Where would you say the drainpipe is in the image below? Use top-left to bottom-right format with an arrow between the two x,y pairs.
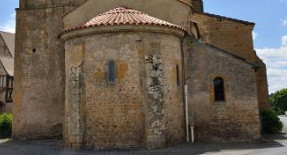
191,125 -> 195,143
184,84 -> 190,142
180,34 -> 190,143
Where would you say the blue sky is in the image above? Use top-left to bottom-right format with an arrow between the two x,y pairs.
0,0 -> 286,93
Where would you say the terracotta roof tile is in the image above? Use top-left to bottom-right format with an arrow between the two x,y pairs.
64,7 -> 185,33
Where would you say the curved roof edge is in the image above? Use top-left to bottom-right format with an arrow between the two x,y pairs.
63,7 -> 185,33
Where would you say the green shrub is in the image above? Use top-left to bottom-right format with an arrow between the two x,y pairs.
260,109 -> 283,134
0,113 -> 12,139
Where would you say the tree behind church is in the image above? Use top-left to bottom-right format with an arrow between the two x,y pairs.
270,88 -> 287,115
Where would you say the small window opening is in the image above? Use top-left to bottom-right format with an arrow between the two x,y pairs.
190,21 -> 201,39
176,65 -> 180,86
108,60 -> 116,84
214,77 -> 225,102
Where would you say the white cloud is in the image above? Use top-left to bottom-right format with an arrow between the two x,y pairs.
282,35 -> 287,46
282,18 -> 287,27
0,13 -> 16,33
252,31 -> 257,40
256,35 -> 287,93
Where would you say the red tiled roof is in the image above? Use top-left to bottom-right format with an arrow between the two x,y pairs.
64,6 -> 185,33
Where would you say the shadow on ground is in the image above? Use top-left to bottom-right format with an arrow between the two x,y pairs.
0,134 -> 286,155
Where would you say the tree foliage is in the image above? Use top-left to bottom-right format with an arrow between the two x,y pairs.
0,113 -> 12,139
270,88 -> 287,115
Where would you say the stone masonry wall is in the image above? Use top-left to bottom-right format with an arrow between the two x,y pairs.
190,13 -> 270,110
63,0 -> 192,30
64,30 -> 185,148
255,57 -> 270,110
184,41 -> 261,141
190,13 -> 256,61
83,32 -> 146,148
20,0 -> 85,8
142,35 -> 185,148
13,1 -> 84,139
190,0 -> 204,12
64,39 -> 85,147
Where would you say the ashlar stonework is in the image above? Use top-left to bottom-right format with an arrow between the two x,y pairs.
13,0 -> 268,149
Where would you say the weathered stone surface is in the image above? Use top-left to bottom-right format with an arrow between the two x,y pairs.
63,0 -> 192,30
12,1 -> 85,139
14,0 -> 268,149
255,57 -> 270,110
63,25 -> 185,148
184,41 -> 261,141
191,0 -> 204,12
190,12 -> 269,109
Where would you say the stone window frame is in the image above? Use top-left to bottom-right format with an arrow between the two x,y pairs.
107,59 -> 117,85
190,20 -> 201,39
214,77 -> 225,102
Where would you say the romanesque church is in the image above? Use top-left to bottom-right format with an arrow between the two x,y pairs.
12,0 -> 269,149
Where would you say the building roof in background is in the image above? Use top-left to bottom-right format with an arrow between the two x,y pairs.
0,57 -> 14,76
0,31 -> 15,76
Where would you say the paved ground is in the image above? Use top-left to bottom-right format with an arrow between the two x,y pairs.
1,116 -> 287,155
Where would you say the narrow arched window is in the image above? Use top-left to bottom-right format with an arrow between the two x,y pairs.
176,65 -> 180,86
108,60 -> 116,83
214,77 -> 225,101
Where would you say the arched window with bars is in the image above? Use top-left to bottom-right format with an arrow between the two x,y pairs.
214,77 -> 225,102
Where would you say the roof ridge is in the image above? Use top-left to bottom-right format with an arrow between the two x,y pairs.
195,12 -> 255,25
202,42 -> 259,69
0,31 -> 15,35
